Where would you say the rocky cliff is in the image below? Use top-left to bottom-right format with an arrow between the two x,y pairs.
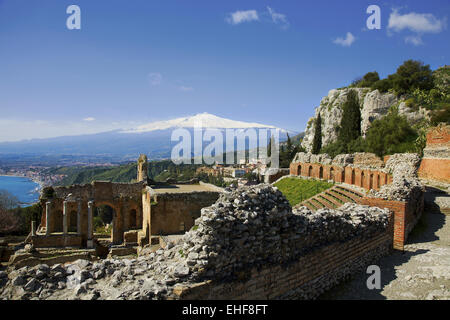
301,88 -> 429,152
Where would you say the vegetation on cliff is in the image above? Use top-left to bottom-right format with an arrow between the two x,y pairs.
316,60 -> 449,158
312,113 -> 323,155
352,60 -> 449,125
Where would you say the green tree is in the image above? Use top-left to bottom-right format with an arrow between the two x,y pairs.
357,71 -> 380,87
392,60 -> 434,95
365,110 -> 418,157
312,113 -> 322,154
338,90 -> 361,145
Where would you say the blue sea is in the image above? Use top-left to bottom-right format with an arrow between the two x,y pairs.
0,175 -> 41,206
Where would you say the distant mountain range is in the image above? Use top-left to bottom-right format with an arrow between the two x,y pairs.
0,113 -> 297,161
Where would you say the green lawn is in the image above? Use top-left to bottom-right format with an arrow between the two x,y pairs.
274,177 -> 334,206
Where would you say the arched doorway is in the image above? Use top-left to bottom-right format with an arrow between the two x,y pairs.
308,166 -> 313,177
361,172 -> 365,188
330,167 -> 335,181
94,204 -> 115,241
319,166 -> 324,179
351,170 -> 355,185
297,164 -> 302,176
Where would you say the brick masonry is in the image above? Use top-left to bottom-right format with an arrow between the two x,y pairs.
289,162 -> 391,190
289,160 -> 423,251
418,124 -> 450,183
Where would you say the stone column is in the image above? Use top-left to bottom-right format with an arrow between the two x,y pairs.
63,201 -> 68,235
31,221 -> 36,236
87,201 -> 94,248
77,200 -> 82,235
45,201 -> 52,235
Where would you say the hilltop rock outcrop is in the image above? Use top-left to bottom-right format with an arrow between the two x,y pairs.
301,88 -> 429,152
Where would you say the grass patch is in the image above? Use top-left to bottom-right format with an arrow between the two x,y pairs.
274,177 -> 334,206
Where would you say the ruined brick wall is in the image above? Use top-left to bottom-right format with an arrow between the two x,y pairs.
360,196 -> 423,250
173,221 -> 393,300
150,192 -> 220,235
418,124 -> 450,183
37,181 -> 146,247
289,162 -> 391,191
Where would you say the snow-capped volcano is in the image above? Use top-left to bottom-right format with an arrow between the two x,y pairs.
0,113 -> 295,160
122,112 -> 284,133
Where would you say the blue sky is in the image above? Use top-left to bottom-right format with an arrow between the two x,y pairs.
0,0 -> 448,141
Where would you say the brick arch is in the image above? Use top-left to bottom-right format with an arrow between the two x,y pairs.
308,165 -> 313,177
351,169 -> 355,185
94,201 -> 121,243
297,164 -> 302,176
329,167 -> 335,181
319,166 -> 324,179
361,171 -> 365,188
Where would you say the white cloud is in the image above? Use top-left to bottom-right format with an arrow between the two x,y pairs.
388,9 -> 447,45
388,9 -> 446,33
267,6 -> 289,29
179,86 -> 193,92
333,32 -> 356,47
148,72 -> 162,85
405,35 -> 424,46
226,10 -> 259,25
83,117 -> 95,121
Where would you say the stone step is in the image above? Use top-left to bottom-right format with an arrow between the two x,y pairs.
320,193 -> 342,207
332,187 -> 363,203
334,185 -> 364,198
313,196 -> 335,209
301,201 -> 317,211
309,198 -> 325,210
328,189 -> 357,204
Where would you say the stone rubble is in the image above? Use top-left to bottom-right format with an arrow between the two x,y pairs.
0,184 -> 391,300
373,153 -> 424,201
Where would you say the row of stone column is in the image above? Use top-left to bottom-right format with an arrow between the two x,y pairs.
45,200 -> 95,248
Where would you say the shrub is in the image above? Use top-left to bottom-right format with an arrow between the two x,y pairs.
392,60 -> 434,95
365,110 -> 418,157
371,78 -> 392,93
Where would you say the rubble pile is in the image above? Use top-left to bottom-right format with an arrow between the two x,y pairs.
374,153 -> 424,201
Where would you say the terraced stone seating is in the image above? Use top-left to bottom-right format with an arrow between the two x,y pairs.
296,185 -> 365,211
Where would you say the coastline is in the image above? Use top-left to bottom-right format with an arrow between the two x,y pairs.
0,175 -> 43,204
0,174 -> 43,188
